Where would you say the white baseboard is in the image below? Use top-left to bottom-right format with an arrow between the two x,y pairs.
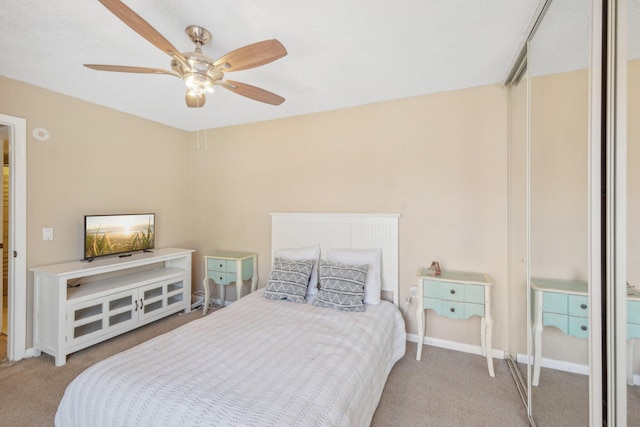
406,333 -> 505,359
516,352 -> 589,376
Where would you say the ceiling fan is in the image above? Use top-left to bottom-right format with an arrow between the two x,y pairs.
85,0 -> 287,108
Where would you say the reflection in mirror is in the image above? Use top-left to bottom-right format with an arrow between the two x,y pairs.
528,0 -> 590,424
507,71 -> 529,397
628,0 -> 640,423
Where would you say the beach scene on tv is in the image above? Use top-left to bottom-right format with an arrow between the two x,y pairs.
85,214 -> 155,259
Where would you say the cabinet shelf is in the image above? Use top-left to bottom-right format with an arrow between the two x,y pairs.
67,267 -> 185,302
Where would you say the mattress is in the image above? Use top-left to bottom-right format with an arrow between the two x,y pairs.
55,288 -> 406,427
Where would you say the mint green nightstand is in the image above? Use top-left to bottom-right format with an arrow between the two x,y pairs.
416,267 -> 494,377
202,251 -> 258,314
531,278 -> 588,386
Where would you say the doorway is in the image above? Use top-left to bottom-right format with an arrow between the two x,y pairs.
0,113 -> 26,364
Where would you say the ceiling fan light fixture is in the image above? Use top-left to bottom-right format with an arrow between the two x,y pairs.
183,72 -> 214,95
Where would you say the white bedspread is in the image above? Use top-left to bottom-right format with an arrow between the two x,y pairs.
55,289 -> 406,427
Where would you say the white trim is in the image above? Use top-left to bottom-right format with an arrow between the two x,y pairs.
588,1 -> 604,424
0,113 -> 27,363
516,352 -> 590,376
612,0 -> 628,423
406,333 -> 505,360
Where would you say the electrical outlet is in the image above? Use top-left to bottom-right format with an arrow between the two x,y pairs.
410,286 -> 418,298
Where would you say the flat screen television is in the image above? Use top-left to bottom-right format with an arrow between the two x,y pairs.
84,213 -> 155,260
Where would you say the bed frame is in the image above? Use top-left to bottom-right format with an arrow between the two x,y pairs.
270,212 -> 401,305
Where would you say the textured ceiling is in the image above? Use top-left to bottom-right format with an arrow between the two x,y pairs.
1,0 -> 541,131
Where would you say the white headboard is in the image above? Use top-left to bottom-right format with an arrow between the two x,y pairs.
270,212 -> 401,305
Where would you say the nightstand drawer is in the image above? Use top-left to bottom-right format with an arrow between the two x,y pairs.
208,271 -> 233,285
628,323 -> 640,339
207,258 -> 235,272
628,300 -> 640,325
423,279 -> 442,298
543,292 -> 568,314
464,285 -> 485,304
439,282 -> 465,302
568,295 -> 588,317
424,298 -> 484,320
464,302 -> 485,318
424,297 -> 442,312
568,316 -> 589,338
543,312 -> 569,334
440,301 -> 465,320
423,280 -> 483,303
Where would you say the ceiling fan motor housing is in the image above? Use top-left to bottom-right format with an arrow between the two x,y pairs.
185,25 -> 212,48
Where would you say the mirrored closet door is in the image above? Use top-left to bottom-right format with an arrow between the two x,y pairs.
508,0 -> 640,423
527,0 -> 591,424
625,0 -> 640,423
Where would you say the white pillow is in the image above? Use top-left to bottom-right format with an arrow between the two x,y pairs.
275,245 -> 321,296
326,248 -> 382,305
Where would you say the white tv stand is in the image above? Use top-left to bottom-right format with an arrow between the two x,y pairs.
31,247 -> 194,366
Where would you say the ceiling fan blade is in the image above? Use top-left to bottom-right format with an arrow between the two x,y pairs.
84,64 -> 175,75
218,80 -> 285,106
98,0 -> 185,62
214,39 -> 287,72
185,91 -> 206,108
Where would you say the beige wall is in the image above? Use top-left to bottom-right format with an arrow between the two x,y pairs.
188,84 -> 510,350
0,76 -> 191,345
1,75 -> 511,353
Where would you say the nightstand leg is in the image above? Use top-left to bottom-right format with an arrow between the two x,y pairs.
220,285 -> 226,307
202,277 -> 210,315
480,317 -> 487,357
236,260 -> 243,300
251,256 -> 258,292
628,339 -> 635,385
416,305 -> 425,360
532,290 -> 543,386
485,314 -> 494,377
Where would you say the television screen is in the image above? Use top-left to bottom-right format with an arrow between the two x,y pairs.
84,213 -> 155,260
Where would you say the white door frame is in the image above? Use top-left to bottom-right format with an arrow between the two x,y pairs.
0,113 -> 27,362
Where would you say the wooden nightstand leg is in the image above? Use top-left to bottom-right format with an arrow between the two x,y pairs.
220,284 -> 226,307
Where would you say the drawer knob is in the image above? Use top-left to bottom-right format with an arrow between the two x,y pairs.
450,289 -> 456,295
580,304 -> 587,309
581,325 -> 587,331
450,307 -> 455,312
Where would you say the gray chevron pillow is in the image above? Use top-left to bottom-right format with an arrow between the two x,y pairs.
312,260 -> 367,312
264,257 -> 315,303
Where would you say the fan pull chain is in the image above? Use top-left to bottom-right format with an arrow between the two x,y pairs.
199,107 -> 208,151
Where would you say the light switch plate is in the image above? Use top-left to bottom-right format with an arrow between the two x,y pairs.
42,228 -> 54,241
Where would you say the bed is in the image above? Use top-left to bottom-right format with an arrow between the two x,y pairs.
56,213 -> 405,427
